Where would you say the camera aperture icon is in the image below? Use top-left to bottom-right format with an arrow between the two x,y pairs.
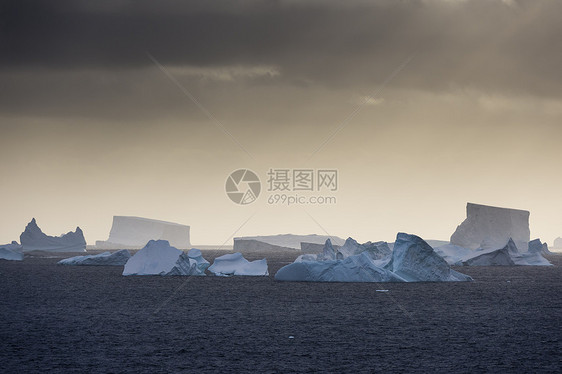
225,169 -> 261,205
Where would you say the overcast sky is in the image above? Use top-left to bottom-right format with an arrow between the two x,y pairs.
1,0 -> 561,246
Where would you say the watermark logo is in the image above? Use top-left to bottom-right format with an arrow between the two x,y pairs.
225,169 -> 261,205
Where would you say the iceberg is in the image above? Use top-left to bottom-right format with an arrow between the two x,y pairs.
0,241 -> 24,261
276,234 -> 472,283
58,250 -> 131,266
386,233 -> 472,282
208,252 -> 268,276
96,216 -> 191,249
122,240 -> 208,276
276,252 -> 402,282
300,241 -> 341,254
450,203 -> 530,251
462,246 -> 515,266
528,238 -> 551,255
20,218 -> 86,252
437,238 -> 551,266
233,234 -> 345,253
553,237 -> 562,249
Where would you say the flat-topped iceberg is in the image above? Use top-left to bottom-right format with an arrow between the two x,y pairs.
20,218 -> 86,253
233,234 -> 346,253
450,203 -> 530,251
0,242 -> 24,261
58,250 -> 131,266
208,252 -> 268,276
275,233 -> 472,283
96,216 -> 191,249
123,240 -> 209,276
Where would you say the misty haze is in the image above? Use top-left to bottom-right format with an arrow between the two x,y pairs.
1,1 -> 561,373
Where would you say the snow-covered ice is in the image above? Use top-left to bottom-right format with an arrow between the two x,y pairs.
58,250 -> 131,266
20,218 -> 86,252
0,241 -> 24,261
123,240 -> 208,276
208,252 -> 268,276
450,203 -> 530,251
96,216 -> 191,249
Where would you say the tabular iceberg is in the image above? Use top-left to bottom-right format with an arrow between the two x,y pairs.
233,234 -> 345,253
58,250 -> 132,266
96,216 -> 191,249
20,218 -> 86,253
0,242 -> 24,261
450,203 -> 530,251
275,234 -> 472,283
208,252 -> 268,276
123,240 -> 208,276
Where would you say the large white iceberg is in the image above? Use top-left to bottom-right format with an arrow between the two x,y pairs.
450,203 -> 530,251
0,242 -> 24,261
275,234 -> 472,283
122,240 -> 208,276
208,252 -> 268,276
553,237 -> 562,249
96,216 -> 191,249
58,250 -> 132,266
20,218 -> 86,252
233,234 -> 345,253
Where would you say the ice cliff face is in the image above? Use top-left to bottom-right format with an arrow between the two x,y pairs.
96,216 -> 191,249
450,203 -> 530,251
123,240 -> 208,276
20,218 -> 86,253
208,252 -> 268,276
58,250 -> 131,266
275,233 -> 472,283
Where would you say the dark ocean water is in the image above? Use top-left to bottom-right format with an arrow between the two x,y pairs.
1,251 -> 561,374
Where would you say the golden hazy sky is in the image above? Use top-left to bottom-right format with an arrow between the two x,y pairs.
1,0 -> 561,245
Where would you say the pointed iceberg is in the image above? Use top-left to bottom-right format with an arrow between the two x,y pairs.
385,233 -> 472,282
20,218 -> 86,252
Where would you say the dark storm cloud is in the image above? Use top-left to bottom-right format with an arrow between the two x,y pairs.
1,0 -> 562,95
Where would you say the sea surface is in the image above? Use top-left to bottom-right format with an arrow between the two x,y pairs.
1,251 -> 561,373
